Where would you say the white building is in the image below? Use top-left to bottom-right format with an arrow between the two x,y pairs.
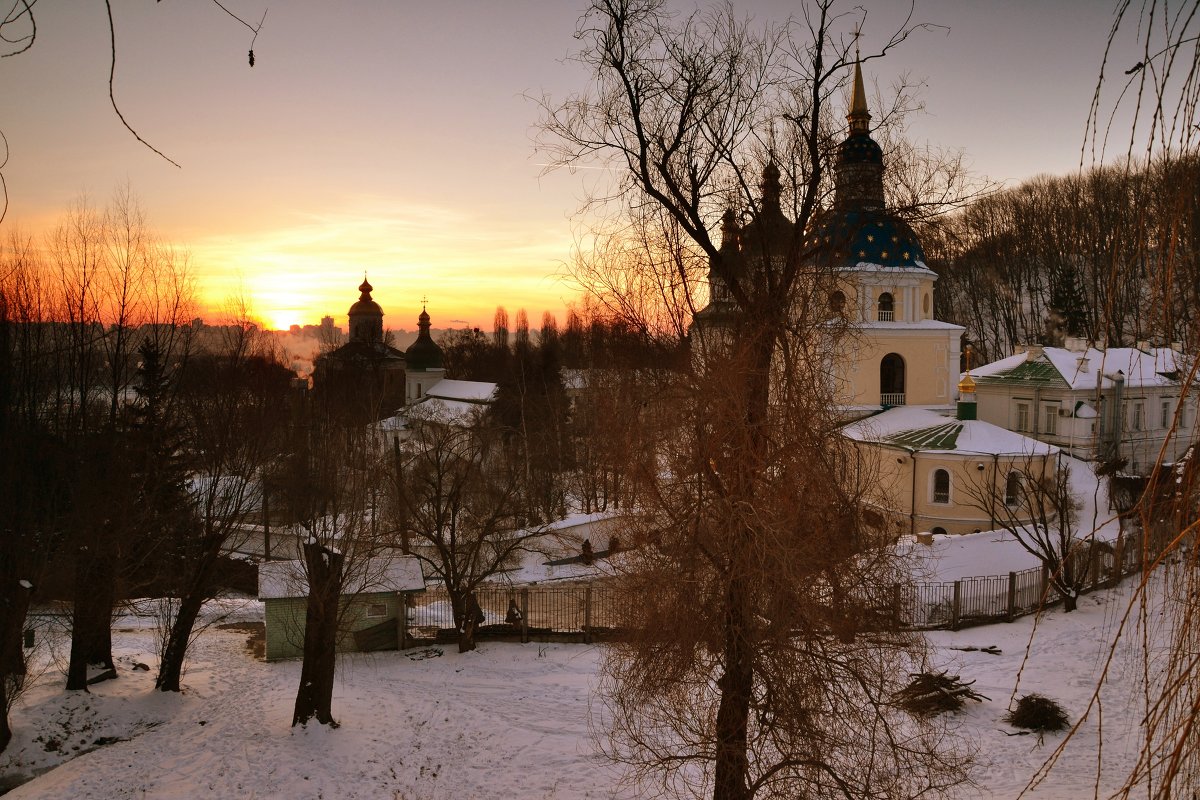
969,339 -> 1194,473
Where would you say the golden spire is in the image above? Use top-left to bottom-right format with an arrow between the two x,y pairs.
847,26 -> 871,135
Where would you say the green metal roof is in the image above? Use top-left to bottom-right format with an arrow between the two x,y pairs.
976,359 -> 1069,387
885,422 -> 962,450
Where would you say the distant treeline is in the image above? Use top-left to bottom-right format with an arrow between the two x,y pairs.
922,156 -> 1199,362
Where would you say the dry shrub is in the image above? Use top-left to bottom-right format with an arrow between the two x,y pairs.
1005,693 -> 1069,732
894,671 -> 988,716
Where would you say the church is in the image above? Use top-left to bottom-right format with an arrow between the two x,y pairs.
313,277 -> 446,422
692,60 -> 1059,537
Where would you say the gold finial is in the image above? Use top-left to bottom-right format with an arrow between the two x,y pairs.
957,345 -> 977,394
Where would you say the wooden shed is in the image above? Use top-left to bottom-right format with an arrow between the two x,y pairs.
258,556 -> 425,661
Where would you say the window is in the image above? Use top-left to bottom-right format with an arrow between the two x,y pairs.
1133,402 -> 1145,431
829,290 -> 846,314
1162,400 -> 1171,429
365,602 -> 388,618
417,382 -> 423,398
1005,471 -> 1022,507
1041,403 -> 1058,435
880,353 -> 906,405
877,292 -> 895,321
1015,402 -> 1031,432
932,469 -> 950,504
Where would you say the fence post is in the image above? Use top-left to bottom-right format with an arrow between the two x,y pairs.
584,586 -> 594,644
951,581 -> 961,631
1111,533 -> 1125,587
1041,563 -> 1051,601
399,595 -> 409,650
1006,572 -> 1017,622
1088,543 -> 1101,592
520,587 -> 530,644
890,583 -> 901,628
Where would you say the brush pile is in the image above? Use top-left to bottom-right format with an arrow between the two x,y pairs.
894,671 -> 989,716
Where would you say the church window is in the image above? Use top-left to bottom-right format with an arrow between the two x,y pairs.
1005,471 -> 1022,507
932,469 -> 951,504
880,353 -> 905,405
877,292 -> 894,321
829,290 -> 846,314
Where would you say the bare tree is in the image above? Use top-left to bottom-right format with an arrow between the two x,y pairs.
154,313 -> 292,692
393,405 -> 543,653
963,457 -> 1093,612
540,2 -> 975,797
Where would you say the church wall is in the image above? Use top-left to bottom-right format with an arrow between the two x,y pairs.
837,329 -> 959,407
852,440 -> 1059,536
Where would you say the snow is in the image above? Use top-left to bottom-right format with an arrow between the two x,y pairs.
843,406 -> 1057,456
971,345 -> 1189,392
424,379 -> 498,403
2,579 -> 1170,799
258,556 -> 425,599
18,580 -> 32,590
0,465 -> 1166,799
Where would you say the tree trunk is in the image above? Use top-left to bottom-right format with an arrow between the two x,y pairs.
156,591 -> 205,692
292,541 -> 343,727
458,592 -> 483,654
0,581 -> 34,754
713,574 -> 752,800
66,551 -> 116,691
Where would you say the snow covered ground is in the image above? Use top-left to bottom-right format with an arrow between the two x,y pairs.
0,578 -> 1165,800
0,461 -> 1162,799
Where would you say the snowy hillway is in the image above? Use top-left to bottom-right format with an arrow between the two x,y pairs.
0,578 -> 1162,799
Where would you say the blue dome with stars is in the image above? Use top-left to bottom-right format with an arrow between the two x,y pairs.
808,208 -> 927,271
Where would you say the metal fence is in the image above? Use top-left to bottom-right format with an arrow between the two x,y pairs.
401,528 -> 1172,644
405,585 -> 632,643
898,528 -> 1161,630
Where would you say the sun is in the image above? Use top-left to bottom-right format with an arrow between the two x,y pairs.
264,309 -> 306,332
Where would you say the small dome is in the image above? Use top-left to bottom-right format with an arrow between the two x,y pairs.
349,298 -> 383,317
406,336 -> 443,371
406,305 -> 443,371
957,373 -> 977,394
837,133 -> 883,166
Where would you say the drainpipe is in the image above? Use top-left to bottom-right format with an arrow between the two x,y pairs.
990,453 -> 1000,530
909,451 -> 918,536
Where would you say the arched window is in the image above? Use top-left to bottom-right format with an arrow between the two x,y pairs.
932,469 -> 950,504
923,292 -> 931,317
880,353 -> 906,405
931,526 -> 947,536
1005,471 -> 1022,507
829,290 -> 846,314
878,292 -> 895,321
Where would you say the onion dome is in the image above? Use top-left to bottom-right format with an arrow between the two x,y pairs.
405,305 -> 444,371
808,209 -> 927,271
348,277 -> 383,318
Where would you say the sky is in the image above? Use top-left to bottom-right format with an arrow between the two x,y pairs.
0,1 -> 1146,332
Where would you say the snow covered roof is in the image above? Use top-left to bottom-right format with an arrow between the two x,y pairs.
843,406 -> 1057,456
859,319 -> 965,332
258,555 -> 424,600
972,346 -> 1189,392
425,379 -> 497,403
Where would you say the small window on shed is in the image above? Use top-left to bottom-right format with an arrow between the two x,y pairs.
365,602 -> 388,618
1005,471 -> 1022,507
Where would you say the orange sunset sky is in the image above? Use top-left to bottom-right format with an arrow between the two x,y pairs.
0,2 -> 1145,332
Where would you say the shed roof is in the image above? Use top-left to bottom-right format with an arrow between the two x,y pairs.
972,346 -> 1188,392
258,555 -> 424,600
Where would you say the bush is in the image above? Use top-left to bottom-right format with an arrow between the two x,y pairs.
1004,693 -> 1069,732
894,671 -> 988,716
